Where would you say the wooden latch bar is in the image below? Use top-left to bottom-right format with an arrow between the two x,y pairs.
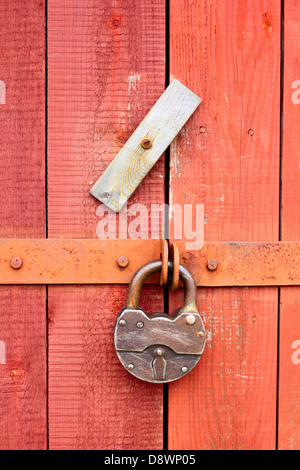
90,80 -> 201,212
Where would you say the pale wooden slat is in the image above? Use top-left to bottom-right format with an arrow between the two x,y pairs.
90,79 -> 201,212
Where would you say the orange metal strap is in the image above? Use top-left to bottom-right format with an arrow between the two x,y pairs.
171,242 -> 180,291
0,239 -> 161,285
176,241 -> 300,286
1,239 -> 300,286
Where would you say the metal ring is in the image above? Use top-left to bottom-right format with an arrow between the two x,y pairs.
126,260 -> 197,312
171,242 -> 180,291
160,239 -> 169,286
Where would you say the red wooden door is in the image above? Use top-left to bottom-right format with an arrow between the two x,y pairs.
0,0 -> 299,450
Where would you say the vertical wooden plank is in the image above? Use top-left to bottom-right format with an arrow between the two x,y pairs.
279,0 -> 300,450
169,0 -> 281,449
0,1 -> 46,449
48,0 -> 165,449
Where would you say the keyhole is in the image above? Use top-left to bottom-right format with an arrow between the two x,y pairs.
152,348 -> 167,381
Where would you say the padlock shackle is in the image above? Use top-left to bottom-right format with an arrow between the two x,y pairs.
126,260 -> 198,312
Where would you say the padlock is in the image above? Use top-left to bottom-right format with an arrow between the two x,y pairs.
114,260 -> 206,383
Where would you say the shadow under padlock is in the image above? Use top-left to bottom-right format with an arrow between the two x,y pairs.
114,260 -> 206,383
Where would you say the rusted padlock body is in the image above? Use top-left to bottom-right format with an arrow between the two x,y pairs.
114,260 -> 206,384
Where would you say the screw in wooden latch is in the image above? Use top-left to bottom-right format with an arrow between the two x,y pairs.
141,138 -> 152,150
10,257 -> 23,269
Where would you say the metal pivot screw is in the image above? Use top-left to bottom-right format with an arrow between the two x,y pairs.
186,314 -> 196,325
136,321 -> 144,329
207,259 -> 218,271
128,364 -> 134,371
181,366 -> 188,373
10,257 -> 23,269
117,256 -> 129,268
141,138 -> 152,149
119,319 -> 127,326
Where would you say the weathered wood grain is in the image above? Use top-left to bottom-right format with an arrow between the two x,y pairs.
90,79 -> 201,212
48,0 -> 165,450
0,1 -> 46,450
279,0 -> 300,450
169,0 -> 280,449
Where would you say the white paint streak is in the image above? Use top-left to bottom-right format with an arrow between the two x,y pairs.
171,138 -> 179,173
0,80 -> 6,104
0,341 -> 6,364
235,374 -> 264,380
127,71 -> 141,93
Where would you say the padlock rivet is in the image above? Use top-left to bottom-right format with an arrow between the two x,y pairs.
186,314 -> 196,326
141,138 -> 152,150
136,321 -> 144,329
181,366 -> 188,373
128,364 -> 134,371
10,257 -> 23,269
155,348 -> 164,357
119,319 -> 127,326
197,331 -> 205,338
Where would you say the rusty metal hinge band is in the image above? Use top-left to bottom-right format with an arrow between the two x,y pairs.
1,239 -> 300,286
